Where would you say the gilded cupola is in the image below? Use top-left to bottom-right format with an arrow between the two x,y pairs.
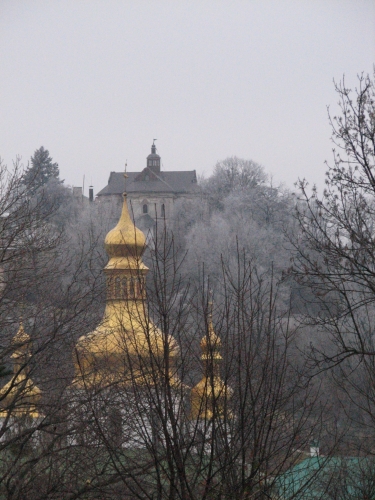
0,322 -> 41,418
191,300 -> 231,420
104,196 -> 147,271
74,170 -> 178,388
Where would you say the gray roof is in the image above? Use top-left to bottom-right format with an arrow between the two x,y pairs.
97,169 -> 199,196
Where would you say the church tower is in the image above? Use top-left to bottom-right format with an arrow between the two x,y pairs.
146,140 -> 161,174
74,171 -> 178,387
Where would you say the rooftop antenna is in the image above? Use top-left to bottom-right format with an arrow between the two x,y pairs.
124,160 -> 128,196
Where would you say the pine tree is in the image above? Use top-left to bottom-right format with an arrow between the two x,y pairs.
23,146 -> 60,191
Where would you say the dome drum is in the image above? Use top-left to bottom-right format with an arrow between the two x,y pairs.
105,272 -> 147,301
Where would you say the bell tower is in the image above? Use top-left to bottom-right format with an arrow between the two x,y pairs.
146,140 -> 161,174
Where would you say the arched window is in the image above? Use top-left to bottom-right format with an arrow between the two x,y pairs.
121,277 -> 128,298
129,279 -> 135,298
143,204 -> 148,214
115,277 -> 121,298
161,203 -> 165,218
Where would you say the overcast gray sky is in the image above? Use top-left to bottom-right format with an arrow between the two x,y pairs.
1,1 -> 374,195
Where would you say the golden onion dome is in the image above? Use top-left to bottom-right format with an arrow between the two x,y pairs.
190,375 -> 230,420
191,376 -> 227,399
76,319 -> 179,359
74,317 -> 179,388
104,195 -> 146,270
76,305 -> 179,357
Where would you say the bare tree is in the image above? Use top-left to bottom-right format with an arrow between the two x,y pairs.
287,72 -> 375,466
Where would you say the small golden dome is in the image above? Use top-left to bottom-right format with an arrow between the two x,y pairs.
191,376 -> 227,398
190,376 -> 231,420
0,374 -> 41,417
190,302 -> 231,420
200,332 -> 221,351
12,323 -> 30,346
11,323 -> 31,359
0,323 -> 41,418
104,195 -> 146,270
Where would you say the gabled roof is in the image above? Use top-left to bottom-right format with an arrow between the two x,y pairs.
97,169 -> 199,196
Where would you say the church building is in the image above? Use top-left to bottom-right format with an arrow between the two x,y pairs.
96,142 -> 199,230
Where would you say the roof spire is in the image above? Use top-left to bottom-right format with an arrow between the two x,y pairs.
124,160 -> 128,196
151,139 -> 157,155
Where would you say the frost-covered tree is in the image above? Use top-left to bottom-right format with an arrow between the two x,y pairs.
203,156 -> 268,211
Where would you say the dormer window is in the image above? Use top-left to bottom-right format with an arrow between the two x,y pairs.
145,174 -> 149,181
143,204 -> 148,214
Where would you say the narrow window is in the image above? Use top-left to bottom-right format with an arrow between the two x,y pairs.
121,278 -> 128,298
129,279 -> 135,298
138,278 -> 144,298
161,203 -> 165,218
115,277 -> 121,298
143,204 -> 148,214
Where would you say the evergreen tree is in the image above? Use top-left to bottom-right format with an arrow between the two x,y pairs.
23,146 -> 60,190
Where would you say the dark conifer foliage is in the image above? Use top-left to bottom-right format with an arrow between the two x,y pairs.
23,146 -> 60,191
